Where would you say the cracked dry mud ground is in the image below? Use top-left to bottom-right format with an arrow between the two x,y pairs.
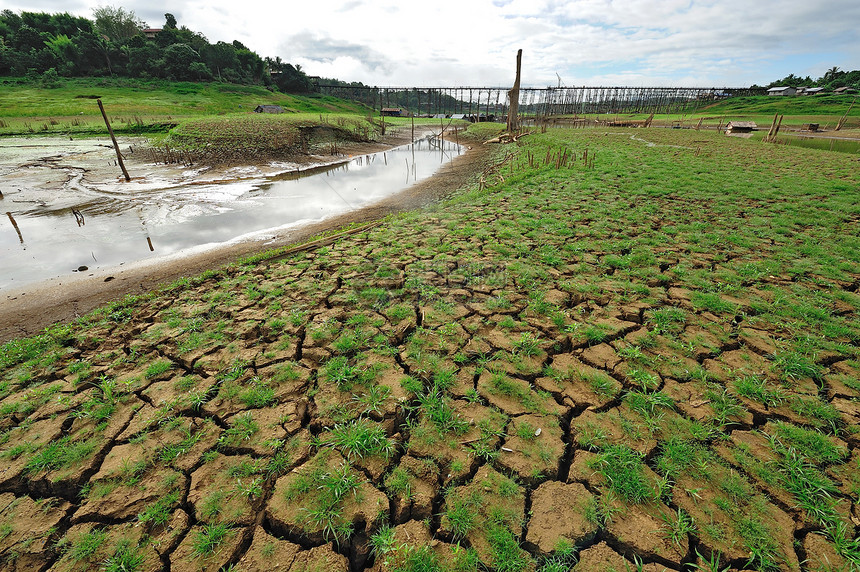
0,127 -> 858,571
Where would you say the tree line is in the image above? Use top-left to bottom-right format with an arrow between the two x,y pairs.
0,7 -> 312,92
759,67 -> 859,90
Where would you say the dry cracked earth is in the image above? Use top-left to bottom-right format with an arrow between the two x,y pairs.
0,128 -> 858,572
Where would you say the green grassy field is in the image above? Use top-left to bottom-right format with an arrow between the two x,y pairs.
4,78 -> 857,135
0,119 -> 858,571
682,94 -> 859,131
0,77 -> 470,164
700,93 -> 859,120
548,94 -> 860,133
0,77 -> 370,136
153,113 -> 465,163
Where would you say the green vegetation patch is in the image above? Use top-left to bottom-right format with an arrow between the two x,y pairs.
0,117 -> 859,570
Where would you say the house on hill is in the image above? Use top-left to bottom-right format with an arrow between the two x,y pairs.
767,86 -> 796,96
834,86 -> 857,94
254,105 -> 284,114
804,87 -> 825,95
381,108 -> 403,117
141,28 -> 162,39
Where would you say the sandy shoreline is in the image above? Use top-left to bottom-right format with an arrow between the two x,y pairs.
0,129 -> 489,343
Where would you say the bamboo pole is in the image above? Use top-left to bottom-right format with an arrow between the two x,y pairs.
469,89 -> 473,120
97,99 -> 130,181
765,114 -> 784,142
773,114 -> 783,140
836,97 -> 855,131
6,212 -> 23,244
765,113 -> 779,142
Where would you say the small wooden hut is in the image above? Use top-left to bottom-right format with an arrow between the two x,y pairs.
726,121 -> 757,134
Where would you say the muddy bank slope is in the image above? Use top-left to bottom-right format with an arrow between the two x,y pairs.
0,129 -> 491,343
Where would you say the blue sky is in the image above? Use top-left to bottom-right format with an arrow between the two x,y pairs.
6,0 -> 859,87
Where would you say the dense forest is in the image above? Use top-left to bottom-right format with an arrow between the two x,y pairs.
762,67 -> 860,90
0,7 -> 312,92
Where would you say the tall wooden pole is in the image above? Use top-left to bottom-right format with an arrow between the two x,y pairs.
836,97 -> 855,131
6,212 -> 23,244
97,99 -> 130,182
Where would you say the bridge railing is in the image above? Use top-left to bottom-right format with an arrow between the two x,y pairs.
316,85 -> 764,119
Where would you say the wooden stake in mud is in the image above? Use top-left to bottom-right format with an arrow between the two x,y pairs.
507,49 -> 523,133
644,113 -> 655,128
6,212 -> 23,244
836,97 -> 855,131
97,99 -> 130,181
765,113 -> 779,142
765,114 -> 784,143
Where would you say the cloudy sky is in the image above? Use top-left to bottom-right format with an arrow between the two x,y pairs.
8,0 -> 860,87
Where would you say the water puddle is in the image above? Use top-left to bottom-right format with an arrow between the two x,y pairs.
749,132 -> 860,153
1,137 -> 462,290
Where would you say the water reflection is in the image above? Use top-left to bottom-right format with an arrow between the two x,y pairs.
1,137 -> 462,290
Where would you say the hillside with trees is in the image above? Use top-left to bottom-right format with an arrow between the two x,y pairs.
760,67 -> 860,90
0,8 -> 312,92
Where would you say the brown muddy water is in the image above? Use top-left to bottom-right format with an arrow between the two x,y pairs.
0,136 -> 462,290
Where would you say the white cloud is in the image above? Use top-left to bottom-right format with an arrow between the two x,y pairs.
4,0 -> 858,87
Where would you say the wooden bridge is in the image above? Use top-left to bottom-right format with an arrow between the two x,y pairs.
316,85 -> 763,119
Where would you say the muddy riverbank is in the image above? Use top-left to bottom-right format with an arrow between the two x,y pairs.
0,129 -> 492,342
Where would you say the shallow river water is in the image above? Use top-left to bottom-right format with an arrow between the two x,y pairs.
1,137 -> 462,290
